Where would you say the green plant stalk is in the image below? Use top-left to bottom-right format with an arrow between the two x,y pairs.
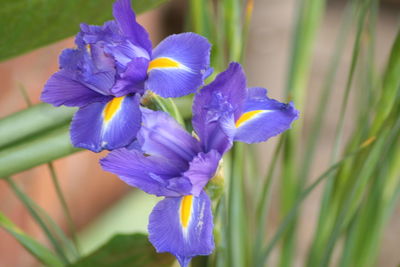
319,109 -> 400,266
4,177 -> 70,264
223,0 -> 243,62
279,0 -> 326,265
48,162 -> 80,255
259,145 -> 366,266
298,0 -> 355,195
0,125 -> 80,178
228,143 -> 248,267
253,137 -> 284,266
371,28 -> 400,134
306,1 -> 372,264
0,211 -> 63,267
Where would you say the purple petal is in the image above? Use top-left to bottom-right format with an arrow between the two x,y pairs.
100,149 -> 191,197
137,108 -> 201,169
113,0 -> 152,55
41,70 -> 111,107
192,62 -> 247,154
70,94 -> 141,152
146,33 -> 211,98
111,57 -> 149,96
59,45 -> 115,95
148,191 -> 214,267
184,150 -> 221,196
234,87 -> 299,143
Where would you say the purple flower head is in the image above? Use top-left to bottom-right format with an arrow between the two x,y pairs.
193,62 -> 299,147
41,0 -> 211,152
101,108 -> 222,266
100,62 -> 298,266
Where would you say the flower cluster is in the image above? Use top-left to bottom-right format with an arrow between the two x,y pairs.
41,1 -> 299,266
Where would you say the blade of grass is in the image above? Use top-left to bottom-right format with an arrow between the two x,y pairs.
4,177 -> 70,264
306,1 -> 373,264
258,144 -> 368,266
253,136 -> 284,265
0,211 -> 63,267
280,0 -> 326,264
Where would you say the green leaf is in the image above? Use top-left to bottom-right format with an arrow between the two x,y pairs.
0,0 -> 168,61
0,211 -> 63,267
70,233 -> 174,267
0,103 -> 75,150
0,126 -> 80,178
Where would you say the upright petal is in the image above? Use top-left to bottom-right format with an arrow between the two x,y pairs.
41,70 -> 111,107
148,191 -> 214,267
70,94 -> 141,152
183,150 -> 221,196
113,0 -> 152,55
234,87 -> 299,143
101,149 -> 191,197
137,108 -> 201,169
192,63 -> 246,153
146,33 -> 211,97
111,57 -> 149,96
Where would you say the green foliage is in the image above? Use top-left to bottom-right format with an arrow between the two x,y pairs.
70,234 -> 174,267
0,0 -> 167,61
0,126 -> 79,178
0,211 -> 63,267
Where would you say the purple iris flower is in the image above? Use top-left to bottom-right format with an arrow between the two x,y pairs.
41,0 -> 211,152
100,62 -> 298,266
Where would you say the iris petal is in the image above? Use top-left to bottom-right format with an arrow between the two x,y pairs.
183,150 -> 221,196
137,108 -> 201,170
148,191 -> 214,267
100,149 -> 189,197
192,62 -> 246,153
234,87 -> 299,143
41,70 -> 111,107
146,33 -> 211,97
70,94 -> 141,152
112,0 -> 152,55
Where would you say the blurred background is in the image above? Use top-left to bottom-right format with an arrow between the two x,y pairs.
0,0 -> 399,266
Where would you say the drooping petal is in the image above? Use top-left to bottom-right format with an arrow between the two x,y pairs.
137,108 -> 201,170
183,150 -> 221,196
41,70 -> 111,107
146,33 -> 211,97
192,62 -> 246,153
148,191 -> 214,267
112,0 -> 152,55
234,87 -> 299,143
100,149 -> 191,197
70,94 -> 141,152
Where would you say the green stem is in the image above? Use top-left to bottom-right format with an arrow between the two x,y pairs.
48,162 -> 80,255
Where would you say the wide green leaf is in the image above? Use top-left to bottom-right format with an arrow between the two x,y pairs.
0,0 -> 168,61
70,233 -> 174,267
0,211 -> 63,267
0,126 -> 80,178
0,103 -> 75,150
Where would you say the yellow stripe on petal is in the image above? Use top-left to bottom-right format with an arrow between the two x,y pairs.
180,195 -> 193,228
147,57 -> 180,72
103,96 -> 125,122
235,110 -> 264,128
